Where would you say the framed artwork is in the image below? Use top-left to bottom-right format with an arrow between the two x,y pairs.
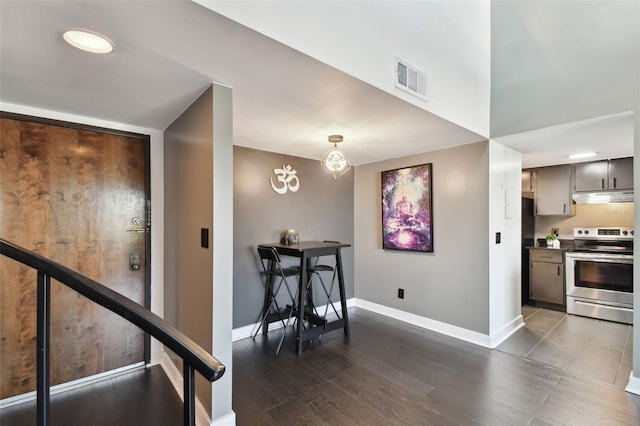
381,163 -> 433,252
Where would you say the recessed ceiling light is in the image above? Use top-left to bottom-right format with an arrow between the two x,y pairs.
568,152 -> 597,159
62,28 -> 114,54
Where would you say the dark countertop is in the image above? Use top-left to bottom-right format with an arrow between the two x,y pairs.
527,246 -> 570,252
528,238 -> 574,251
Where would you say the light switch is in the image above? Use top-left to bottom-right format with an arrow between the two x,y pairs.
201,228 -> 209,248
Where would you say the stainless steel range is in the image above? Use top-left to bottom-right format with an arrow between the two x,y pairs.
566,227 -> 633,324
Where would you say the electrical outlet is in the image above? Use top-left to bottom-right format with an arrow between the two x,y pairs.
552,228 -> 559,236
398,288 -> 404,299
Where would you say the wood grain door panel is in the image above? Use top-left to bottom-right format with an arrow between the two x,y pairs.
0,117 -> 148,399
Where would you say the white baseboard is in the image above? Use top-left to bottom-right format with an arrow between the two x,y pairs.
352,298 -> 520,349
160,351 -> 211,426
232,320 -> 275,342
232,298 -> 356,342
489,315 -> 524,349
212,411 -> 237,425
0,362 -> 145,409
625,371 -> 640,395
353,298 -> 494,348
233,297 -> 521,351
159,351 -> 236,426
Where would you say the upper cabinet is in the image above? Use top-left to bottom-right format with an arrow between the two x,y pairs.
607,157 -> 633,190
574,161 -> 608,191
574,157 -> 633,192
522,169 -> 535,193
535,165 -> 574,216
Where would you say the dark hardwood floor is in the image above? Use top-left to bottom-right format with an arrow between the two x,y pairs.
234,307 -> 640,425
0,366 -> 183,426
2,307 -> 639,425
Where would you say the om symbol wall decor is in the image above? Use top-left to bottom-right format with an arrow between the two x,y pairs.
270,165 -> 300,194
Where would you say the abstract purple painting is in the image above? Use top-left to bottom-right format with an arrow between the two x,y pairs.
381,163 -> 433,252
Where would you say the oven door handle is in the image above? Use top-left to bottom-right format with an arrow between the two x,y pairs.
575,300 -> 633,313
566,255 -> 633,264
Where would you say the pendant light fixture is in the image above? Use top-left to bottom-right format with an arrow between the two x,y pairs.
321,135 -> 351,179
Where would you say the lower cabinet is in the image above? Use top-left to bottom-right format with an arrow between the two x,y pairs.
529,249 -> 565,305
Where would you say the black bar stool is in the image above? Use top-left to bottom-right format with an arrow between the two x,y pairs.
254,246 -> 300,355
308,241 -> 341,321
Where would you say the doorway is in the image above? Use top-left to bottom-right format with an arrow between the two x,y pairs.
0,113 -> 151,399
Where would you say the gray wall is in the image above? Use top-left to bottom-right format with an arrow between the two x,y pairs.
233,146 -> 355,328
354,141 -> 491,334
164,86 -> 215,417
163,85 -> 236,421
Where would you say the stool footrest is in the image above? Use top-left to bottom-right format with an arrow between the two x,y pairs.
302,306 -> 327,328
265,307 -> 293,324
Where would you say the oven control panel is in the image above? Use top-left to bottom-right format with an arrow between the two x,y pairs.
573,227 -> 634,240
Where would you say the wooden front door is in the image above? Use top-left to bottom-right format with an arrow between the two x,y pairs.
0,115 -> 150,399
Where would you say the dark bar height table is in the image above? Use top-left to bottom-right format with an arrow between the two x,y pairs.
257,241 -> 351,354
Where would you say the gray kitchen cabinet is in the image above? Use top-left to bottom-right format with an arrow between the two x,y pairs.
574,160 -> 608,191
529,249 -> 564,305
535,165 -> 573,216
608,157 -> 633,190
574,157 -> 633,192
522,169 -> 535,193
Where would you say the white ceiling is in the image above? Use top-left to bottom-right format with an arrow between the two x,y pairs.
490,0 -> 638,168
490,0 -> 639,138
0,1 -> 637,167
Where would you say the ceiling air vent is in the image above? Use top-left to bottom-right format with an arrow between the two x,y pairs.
395,57 -> 427,100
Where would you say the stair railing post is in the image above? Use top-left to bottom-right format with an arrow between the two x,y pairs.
184,363 -> 195,426
36,271 -> 51,426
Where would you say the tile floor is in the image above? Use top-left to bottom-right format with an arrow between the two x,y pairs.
496,306 -> 633,388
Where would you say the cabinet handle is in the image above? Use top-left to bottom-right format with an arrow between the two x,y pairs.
557,265 -> 560,276
601,178 -> 605,189
563,203 -> 566,213
613,177 -> 617,189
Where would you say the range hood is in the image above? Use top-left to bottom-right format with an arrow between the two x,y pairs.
572,191 -> 634,204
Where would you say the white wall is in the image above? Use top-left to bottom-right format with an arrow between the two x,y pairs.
354,141 -> 491,338
0,101 -> 166,363
197,0 -> 491,137
629,106 -> 640,392
488,141 -> 523,346
210,84 -> 234,424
